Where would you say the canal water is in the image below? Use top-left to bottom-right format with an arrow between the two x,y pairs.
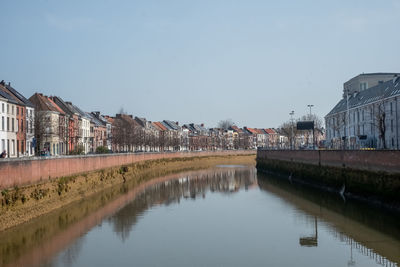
1,165 -> 399,267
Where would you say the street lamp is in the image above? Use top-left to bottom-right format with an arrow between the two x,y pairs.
290,111 -> 294,149
307,104 -> 315,149
346,89 -> 350,150
307,104 -> 314,117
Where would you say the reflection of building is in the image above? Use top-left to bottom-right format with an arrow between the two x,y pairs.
109,166 -> 257,240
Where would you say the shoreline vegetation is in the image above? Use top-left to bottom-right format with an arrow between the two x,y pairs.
0,154 -> 255,233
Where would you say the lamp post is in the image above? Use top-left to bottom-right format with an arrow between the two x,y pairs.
308,104 -> 315,149
307,104 -> 314,117
290,110 -> 294,149
346,90 -> 350,150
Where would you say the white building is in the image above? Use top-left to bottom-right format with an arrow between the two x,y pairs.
4,83 -> 36,156
326,74 -> 400,149
2,98 -> 18,158
0,95 -> 8,156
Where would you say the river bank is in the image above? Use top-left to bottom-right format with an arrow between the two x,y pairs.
0,153 -> 255,232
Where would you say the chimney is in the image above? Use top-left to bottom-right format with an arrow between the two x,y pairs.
8,82 -> 10,86
0,80 -> 4,86
201,123 -> 204,127
176,121 -> 179,125
66,101 -> 72,105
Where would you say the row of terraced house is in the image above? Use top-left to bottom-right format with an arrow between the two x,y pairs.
0,80 -> 286,158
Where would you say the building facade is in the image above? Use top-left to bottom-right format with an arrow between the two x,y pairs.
326,74 -> 400,149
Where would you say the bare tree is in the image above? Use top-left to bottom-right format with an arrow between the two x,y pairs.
279,120 -> 299,149
374,102 -> 387,149
217,119 -> 234,130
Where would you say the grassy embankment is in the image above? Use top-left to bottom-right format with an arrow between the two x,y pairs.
0,154 -> 255,232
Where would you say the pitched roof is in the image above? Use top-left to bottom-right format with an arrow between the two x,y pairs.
47,97 -> 65,114
265,128 -> 276,134
245,127 -> 258,134
4,84 -> 34,107
153,121 -> 167,131
51,96 -> 79,117
86,112 -> 106,127
29,93 -> 63,113
163,120 -> 180,130
327,77 -> 400,117
0,87 -> 19,104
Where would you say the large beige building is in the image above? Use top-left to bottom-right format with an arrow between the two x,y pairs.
343,73 -> 400,98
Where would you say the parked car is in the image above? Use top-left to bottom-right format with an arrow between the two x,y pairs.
40,150 -> 50,157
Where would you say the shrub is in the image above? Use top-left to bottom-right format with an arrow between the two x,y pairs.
96,146 -> 109,154
69,145 -> 85,155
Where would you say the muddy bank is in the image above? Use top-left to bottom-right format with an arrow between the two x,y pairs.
0,154 -> 255,232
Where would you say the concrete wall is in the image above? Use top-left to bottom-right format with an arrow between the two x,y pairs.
0,150 -> 255,189
257,149 -> 400,174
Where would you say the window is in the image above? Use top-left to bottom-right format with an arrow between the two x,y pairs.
390,102 -> 393,115
1,116 -> 3,131
1,103 -> 4,113
391,120 -> 394,132
362,110 -> 364,121
360,82 -> 367,91
7,104 -> 9,114
12,118 -> 14,132
12,106 -> 14,115
21,119 -> 23,132
16,107 -> 19,115
7,117 -> 9,131
16,119 -> 19,132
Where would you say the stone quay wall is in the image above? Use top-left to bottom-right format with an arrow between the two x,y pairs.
0,150 -> 255,189
256,149 -> 400,205
257,149 -> 400,174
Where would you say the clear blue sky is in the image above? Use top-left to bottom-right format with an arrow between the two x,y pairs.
1,0 -> 399,128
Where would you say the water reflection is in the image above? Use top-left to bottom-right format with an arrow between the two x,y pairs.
108,167 -> 257,241
257,172 -> 400,266
0,166 -> 399,267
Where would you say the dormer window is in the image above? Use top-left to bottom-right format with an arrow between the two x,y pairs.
360,82 -> 367,91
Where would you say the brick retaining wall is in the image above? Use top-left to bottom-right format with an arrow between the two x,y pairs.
0,150 -> 255,189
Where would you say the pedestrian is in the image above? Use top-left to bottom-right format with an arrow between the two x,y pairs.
0,150 -> 7,158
